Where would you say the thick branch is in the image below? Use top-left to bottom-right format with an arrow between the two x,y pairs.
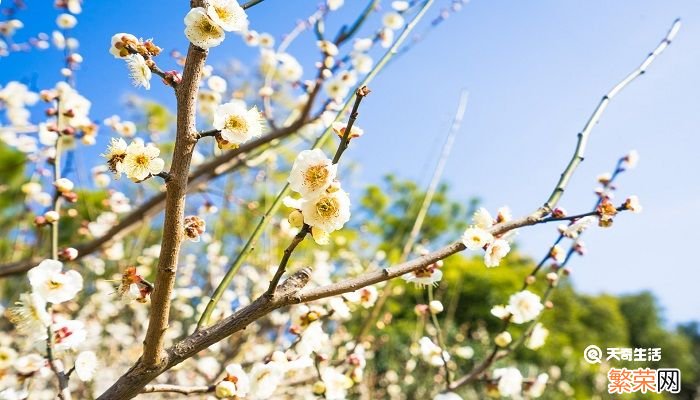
142,40 -> 208,368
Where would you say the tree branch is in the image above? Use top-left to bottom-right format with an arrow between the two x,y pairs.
142,37 -> 208,368
540,18 -> 681,213
141,384 -> 214,395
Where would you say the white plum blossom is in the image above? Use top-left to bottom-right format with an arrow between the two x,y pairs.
288,149 -> 338,199
462,226 -> 494,250
472,207 -> 494,229
14,354 -> 45,375
343,286 -> 379,308
419,336 -> 449,366
321,367 -> 353,400
526,322 -> 549,350
216,380 -> 238,398
206,0 -> 248,32
28,260 -> 83,304
327,0 -> 344,10
184,7 -> 226,49
559,215 -> 596,239
382,12 -> 405,30
213,101 -> 264,146
51,319 -> 87,352
122,141 -> 165,181
7,292 -> 51,342
248,361 -> 284,399
484,239 -> 511,267
124,54 -> 152,90
493,367 -> 523,397
300,188 -> 351,233
434,392 -> 463,400
74,351 -> 97,382
403,265 -> 443,287
527,373 -> 549,398
56,13 -> 78,29
507,290 -> 544,324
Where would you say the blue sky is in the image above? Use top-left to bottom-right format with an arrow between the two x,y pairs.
2,0 -> 699,324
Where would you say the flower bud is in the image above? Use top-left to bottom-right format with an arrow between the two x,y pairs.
54,178 -> 74,193
288,210 -> 303,228
494,331 -> 512,347
546,272 -> 559,284
44,210 -> 60,223
429,300 -> 444,314
215,380 -> 237,398
312,381 -> 326,395
59,247 -> 79,261
525,275 -> 536,285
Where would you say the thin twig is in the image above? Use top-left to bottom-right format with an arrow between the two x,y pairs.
140,384 -> 214,394
541,18 -> 681,213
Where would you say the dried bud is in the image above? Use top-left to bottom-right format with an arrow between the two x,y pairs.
551,207 -> 567,218
183,215 -> 206,242
62,191 -> 78,203
34,215 -> 48,226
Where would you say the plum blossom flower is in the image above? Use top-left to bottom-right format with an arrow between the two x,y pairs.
327,0 -> 344,10
14,354 -> 45,375
248,361 -> 284,399
300,188 -> 351,233
462,226 -> 493,250
0,347 -> 17,370
472,207 -> 494,229
527,373 -> 549,398
288,149 -> 338,199
484,239 -> 511,267
558,215 -> 596,239
434,392 -> 463,400
525,323 -> 549,350
122,141 -> 165,182
382,12 -> 405,30
493,367 -> 523,397
507,290 -> 544,324
184,7 -> 226,49
125,53 -> 152,90
56,13 -> 77,29
213,102 -> 264,146
74,351 -> 97,382
418,336 -> 449,366
102,137 -> 127,177
51,319 -> 87,352
206,0 -> 248,32
624,195 -> 642,213
7,292 -> 51,341
343,286 -> 378,308
403,264 -> 443,287
331,121 -> 364,139
321,367 -> 353,400
28,259 -> 83,304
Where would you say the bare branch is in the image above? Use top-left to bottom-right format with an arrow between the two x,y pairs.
541,18 -> 681,213
141,384 -> 214,395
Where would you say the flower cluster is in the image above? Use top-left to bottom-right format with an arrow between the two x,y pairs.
6,259 -> 96,383
286,149 -> 351,244
101,138 -> 165,182
461,207 -> 515,267
184,0 -> 248,50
